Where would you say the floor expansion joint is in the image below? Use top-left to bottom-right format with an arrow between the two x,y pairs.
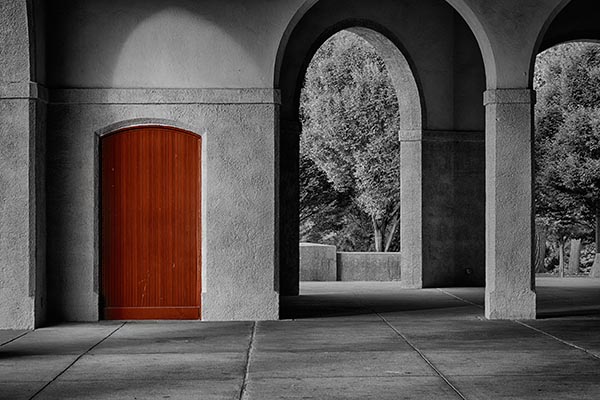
239,321 -> 257,400
28,322 -> 127,400
377,313 -> 469,400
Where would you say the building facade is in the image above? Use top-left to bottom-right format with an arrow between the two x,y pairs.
1,0 -> 598,329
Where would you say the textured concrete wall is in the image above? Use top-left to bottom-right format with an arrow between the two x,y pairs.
0,1 -> 47,329
422,131 -> 485,287
299,243 -> 337,282
0,0 -> 31,83
45,89 -> 279,321
45,0 -> 303,89
0,93 -> 47,329
0,99 -> 35,329
337,253 -> 401,282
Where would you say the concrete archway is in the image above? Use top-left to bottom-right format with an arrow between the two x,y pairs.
530,0 -> 600,287
275,0 -> 488,296
276,20 -> 424,295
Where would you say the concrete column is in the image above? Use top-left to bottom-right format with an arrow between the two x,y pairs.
278,119 -> 301,295
400,129 -> 423,288
483,89 -> 536,320
0,82 -> 46,329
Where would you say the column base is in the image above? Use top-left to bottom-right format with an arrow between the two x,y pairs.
485,289 -> 536,320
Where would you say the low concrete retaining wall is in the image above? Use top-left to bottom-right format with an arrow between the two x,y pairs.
299,243 -> 337,281
337,252 -> 402,281
300,243 -> 401,282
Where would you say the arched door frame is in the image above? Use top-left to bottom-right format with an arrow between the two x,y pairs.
94,118 -> 207,318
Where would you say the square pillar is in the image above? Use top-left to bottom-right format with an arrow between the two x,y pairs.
0,82 -> 46,329
483,89 -> 536,320
400,129 -> 422,288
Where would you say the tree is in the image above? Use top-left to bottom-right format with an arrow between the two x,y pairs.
544,108 -> 600,275
535,43 -> 600,275
300,31 -> 401,252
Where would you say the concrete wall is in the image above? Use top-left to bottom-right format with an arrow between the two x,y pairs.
337,253 -> 402,282
299,243 -> 336,282
299,244 -> 401,282
422,131 -> 485,287
0,1 -> 47,329
45,89 -> 279,321
45,0 -> 304,89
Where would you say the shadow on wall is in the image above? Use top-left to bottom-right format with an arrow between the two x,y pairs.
46,0 -> 279,88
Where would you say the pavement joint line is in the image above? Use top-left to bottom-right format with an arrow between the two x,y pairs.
436,288 -> 484,309
239,321 -> 257,400
0,331 -> 30,347
28,322 -> 127,400
376,312 -> 469,400
514,320 -> 600,360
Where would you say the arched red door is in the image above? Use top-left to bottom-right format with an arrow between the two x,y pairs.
101,126 -> 201,319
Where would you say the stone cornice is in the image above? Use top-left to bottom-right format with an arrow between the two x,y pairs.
48,88 -> 281,105
400,130 -> 484,142
0,82 -> 48,101
483,89 -> 536,106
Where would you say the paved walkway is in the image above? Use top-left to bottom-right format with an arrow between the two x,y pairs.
1,277 -> 599,399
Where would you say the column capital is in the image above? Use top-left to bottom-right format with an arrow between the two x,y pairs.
0,82 -> 48,102
483,89 -> 535,106
399,129 -> 422,141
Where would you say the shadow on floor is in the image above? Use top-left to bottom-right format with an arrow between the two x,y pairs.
281,278 -> 600,320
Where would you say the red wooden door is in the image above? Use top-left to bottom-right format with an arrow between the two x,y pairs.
101,126 -> 201,320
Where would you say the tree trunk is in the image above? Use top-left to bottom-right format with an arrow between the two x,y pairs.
559,240 -> 565,278
568,239 -> 582,275
385,218 -> 399,253
534,222 -> 546,273
591,206 -> 600,278
372,217 -> 384,252
383,213 -> 400,252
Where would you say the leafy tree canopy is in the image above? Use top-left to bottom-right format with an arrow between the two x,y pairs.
300,30 -> 401,252
535,42 -> 600,251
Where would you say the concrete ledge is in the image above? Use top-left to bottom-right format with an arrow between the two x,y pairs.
299,243 -> 337,282
483,89 -> 535,106
399,129 -> 422,141
49,88 -> 281,105
422,130 -> 484,143
0,82 -> 48,101
337,252 -> 401,282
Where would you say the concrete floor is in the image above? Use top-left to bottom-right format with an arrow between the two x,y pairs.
1,277 -> 599,400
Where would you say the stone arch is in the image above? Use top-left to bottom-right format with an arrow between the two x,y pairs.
276,0 -> 489,295
536,0 -> 598,54
275,12 -> 426,295
95,118 -> 201,138
528,0 -> 582,89
276,0 -> 495,96
442,0 -> 496,89
276,19 -> 424,128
